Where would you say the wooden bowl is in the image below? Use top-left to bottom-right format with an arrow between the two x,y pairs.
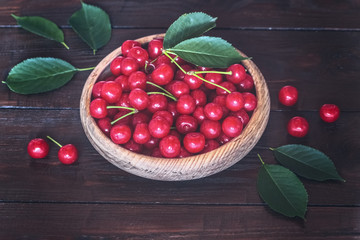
80,34 -> 270,181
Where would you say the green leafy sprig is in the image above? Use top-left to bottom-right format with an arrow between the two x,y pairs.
257,144 -> 344,220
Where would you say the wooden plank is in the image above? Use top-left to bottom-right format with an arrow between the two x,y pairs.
0,203 -> 359,239
1,29 -> 360,111
0,108 -> 358,205
2,0 -> 360,29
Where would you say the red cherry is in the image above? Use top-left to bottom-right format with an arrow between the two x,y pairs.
242,92 -> 257,112
115,93 -> 131,108
92,81 -> 105,98
159,135 -> 181,158
114,75 -> 130,92
190,89 -> 207,107
90,98 -> 108,119
287,116 -> 309,138
152,110 -> 173,125
121,40 -> 141,57
131,112 -> 150,127
27,138 -> 49,159
200,119 -> 222,139
237,74 -> 254,92
128,88 -> 149,111
123,139 -> 143,153
58,144 -> 78,165
222,116 -> 243,138
278,85 -> 298,106
204,73 -> 223,89
204,102 -> 223,121
202,139 -> 220,153
147,94 -> 168,113
127,46 -> 149,68
101,81 -> 123,103
175,114 -> 198,135
97,117 -> 112,137
192,106 -> 206,124
110,56 -> 124,76
175,64 -> 193,80
226,64 -> 246,84
151,64 -> 174,85
144,136 -> 160,150
110,125 -> 132,144
225,91 -> 244,112
133,123 -> 151,144
176,94 -> 196,115
151,147 -> 162,157
148,39 -> 163,59
128,71 -> 147,90
319,104 -> 340,123
120,57 -> 140,76
229,109 -> 250,126
183,132 -> 206,154
112,110 -> 132,126
212,95 -> 230,117
184,72 -> 203,90
148,116 -> 171,138
178,147 -> 191,157
216,81 -> 237,95
46,136 -> 78,165
168,80 -> 190,98
216,132 -> 233,145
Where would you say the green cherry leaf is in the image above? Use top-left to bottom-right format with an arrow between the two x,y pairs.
163,12 -> 217,49
69,2 -> 111,54
11,14 -> 69,49
168,36 -> 247,68
3,57 -> 91,94
271,144 -> 345,182
257,162 -> 308,219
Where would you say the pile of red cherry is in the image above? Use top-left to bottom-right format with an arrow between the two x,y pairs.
89,38 -> 257,158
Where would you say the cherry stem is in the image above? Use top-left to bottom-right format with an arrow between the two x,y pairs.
193,73 -> 231,93
146,81 -> 177,101
77,67 -> 95,71
194,70 -> 232,75
147,91 -> 177,101
47,136 -> 63,148
162,50 -> 186,74
106,106 -> 137,111
61,42 -> 70,50
257,154 -> 265,165
111,110 -> 137,125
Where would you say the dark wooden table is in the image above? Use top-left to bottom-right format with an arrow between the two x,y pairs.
1,1 -> 359,239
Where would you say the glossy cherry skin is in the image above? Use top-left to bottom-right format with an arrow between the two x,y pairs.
175,114 -> 198,135
226,64 -> 246,84
101,81 -> 123,104
202,139 -> 220,153
27,138 -> 49,159
148,39 -> 163,59
204,102 -> 223,121
127,46 -> 149,67
128,71 -> 147,90
204,73 -> 223,89
152,110 -> 173,125
225,91 -> 244,112
58,144 -> 78,165
159,135 -> 181,158
191,89 -> 207,107
97,117 -> 112,137
167,101 -> 180,119
147,94 -> 168,113
229,109 -> 250,126
319,104 -> 340,123
121,40 -> 141,57
216,81 -> 237,96
242,92 -> 257,112
176,94 -> 196,115
237,73 -> 254,92
110,56 -> 124,76
129,88 -> 149,110
144,136 -> 160,150
114,75 -> 130,92
123,139 -> 143,153
278,85 -> 298,106
92,81 -> 105,98
120,57 -> 140,76
216,132 -> 233,145
131,112 -> 150,127
184,72 -> 203,90
178,147 -> 191,157
148,116 -> 171,138
183,132 -> 206,154
90,98 -> 108,119
287,116 -> 309,138
133,123 -> 151,144
110,124 -> 132,144
192,106 -> 206,124
200,119 -> 222,139
222,116 -> 243,138
168,80 -> 190,98
151,63 -> 174,85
